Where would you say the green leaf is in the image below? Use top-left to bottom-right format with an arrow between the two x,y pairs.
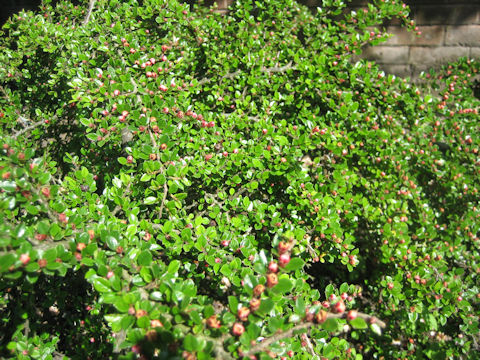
184,334 -> 200,351
257,298 -> 274,315
162,221 -> 173,234
25,204 -> 40,215
114,297 -> 130,312
0,254 -> 15,272
140,267 -> 152,283
106,235 -> 119,250
284,258 -> 304,272
295,297 -> 305,315
150,292 -> 163,301
228,295 -> 238,313
350,317 -> 368,329
272,278 -> 293,294
137,250 -> 152,266
322,318 -> 339,332
144,196 -> 157,205
167,260 -> 180,274
93,277 -> 111,293
370,323 -> 382,336
220,264 -> 231,276
289,314 -> 302,323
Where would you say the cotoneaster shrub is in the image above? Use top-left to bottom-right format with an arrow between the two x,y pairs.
0,0 -> 479,359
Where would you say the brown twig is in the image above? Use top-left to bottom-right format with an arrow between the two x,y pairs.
197,61 -> 295,87
82,0 -> 96,25
242,311 -> 385,358
158,182 -> 168,220
13,119 -> 45,139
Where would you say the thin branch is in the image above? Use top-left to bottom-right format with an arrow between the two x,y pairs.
158,182 -> 168,220
242,311 -> 386,357
13,119 -> 44,139
304,333 -> 319,359
263,61 -> 294,73
197,61 -> 295,86
82,0 -> 96,26
197,334 -> 233,360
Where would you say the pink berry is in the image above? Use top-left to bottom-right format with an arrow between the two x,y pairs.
268,261 -> 278,273
279,253 -> 291,267
346,310 -> 358,321
232,322 -> 245,336
20,253 -> 30,265
333,300 -> 346,314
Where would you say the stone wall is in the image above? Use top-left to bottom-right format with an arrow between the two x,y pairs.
214,0 -> 480,78
359,0 -> 480,77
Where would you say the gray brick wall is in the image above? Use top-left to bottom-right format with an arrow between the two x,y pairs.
215,0 -> 480,78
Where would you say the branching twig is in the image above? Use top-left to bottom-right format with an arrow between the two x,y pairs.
242,311 -> 385,358
197,61 -> 295,87
13,119 -> 44,139
263,61 -> 294,73
158,182 -> 168,220
198,334 -> 233,360
82,0 -> 96,25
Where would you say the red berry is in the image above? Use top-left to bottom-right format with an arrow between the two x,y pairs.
38,259 -> 47,268
249,298 -> 261,312
41,187 -> 50,198
253,284 -> 265,297
232,322 -> 245,336
58,213 -> 67,223
150,319 -> 163,328
278,241 -> 290,254
20,253 -> 30,265
279,253 -> 290,267
347,310 -> 358,321
266,273 -> 278,288
206,315 -> 221,329
333,300 -> 346,314
268,261 -> 278,273
237,307 -> 250,321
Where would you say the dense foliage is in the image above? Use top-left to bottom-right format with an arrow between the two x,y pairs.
0,0 -> 479,359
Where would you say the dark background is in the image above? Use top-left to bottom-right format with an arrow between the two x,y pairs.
1,0 -> 42,26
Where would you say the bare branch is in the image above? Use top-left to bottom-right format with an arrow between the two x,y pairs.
197,61 -> 295,87
12,119 -> 44,139
82,0 -> 97,26
158,182 -> 168,220
242,311 -> 385,358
